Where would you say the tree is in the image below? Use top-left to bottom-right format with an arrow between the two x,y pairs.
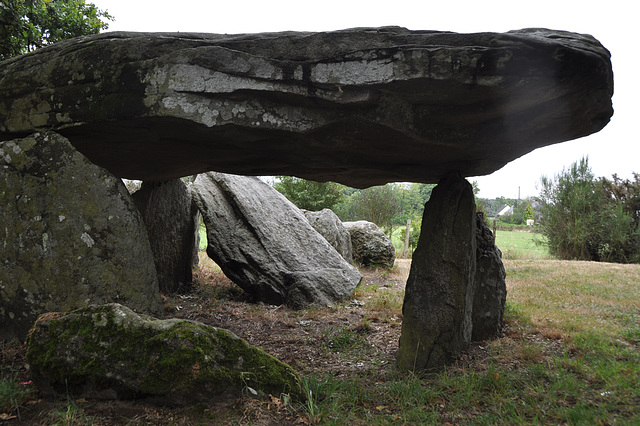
393,183 -> 435,225
273,176 -> 346,211
537,157 -> 640,263
524,203 -> 535,222
349,184 -> 402,235
1,0 -> 113,60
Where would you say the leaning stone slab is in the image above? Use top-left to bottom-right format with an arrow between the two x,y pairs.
0,28 -> 613,187
343,221 -> 396,269
0,132 -> 162,342
191,172 -> 362,308
397,173 -> 476,370
26,303 -> 302,405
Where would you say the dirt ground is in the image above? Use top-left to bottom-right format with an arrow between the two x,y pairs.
2,257 -> 421,425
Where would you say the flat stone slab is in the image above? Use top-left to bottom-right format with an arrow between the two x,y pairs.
0,27 -> 613,187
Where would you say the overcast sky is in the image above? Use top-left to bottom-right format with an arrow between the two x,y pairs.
93,0 -> 637,199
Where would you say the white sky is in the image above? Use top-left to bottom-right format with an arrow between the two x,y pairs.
93,0 -> 638,199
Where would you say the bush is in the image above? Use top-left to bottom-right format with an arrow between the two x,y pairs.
537,157 -> 640,263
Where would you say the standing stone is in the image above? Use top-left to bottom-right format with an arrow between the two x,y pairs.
303,209 -> 354,264
472,212 -> 507,341
191,173 -> 362,308
343,221 -> 396,269
0,132 -> 162,342
397,173 -> 476,371
132,179 -> 200,293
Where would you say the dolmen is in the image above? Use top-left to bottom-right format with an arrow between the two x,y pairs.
0,27 -> 613,370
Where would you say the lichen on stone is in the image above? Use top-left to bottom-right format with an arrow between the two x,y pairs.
26,303 -> 302,405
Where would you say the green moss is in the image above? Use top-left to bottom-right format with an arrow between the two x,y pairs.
26,305 -> 302,403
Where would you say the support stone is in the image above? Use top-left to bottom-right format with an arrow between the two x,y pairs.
397,173 -> 476,371
132,179 -> 200,294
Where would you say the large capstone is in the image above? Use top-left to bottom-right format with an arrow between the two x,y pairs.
472,212 -> 507,341
397,173 -> 476,371
26,303 -> 302,405
0,132 -> 162,342
0,28 -> 613,188
132,179 -> 200,294
191,172 -> 362,308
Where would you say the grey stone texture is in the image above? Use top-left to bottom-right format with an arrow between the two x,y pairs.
0,28 -> 613,188
0,132 -> 162,342
302,208 -> 354,264
472,212 -> 507,341
132,179 -> 200,294
191,172 -> 362,308
397,173 -> 477,371
343,221 -> 396,268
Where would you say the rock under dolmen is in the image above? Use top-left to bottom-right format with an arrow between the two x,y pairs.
397,173 -> 477,370
303,208 -> 354,264
472,212 -> 507,341
343,221 -> 396,269
132,179 -> 200,294
26,303 -> 302,405
192,172 -> 362,308
0,132 -> 163,342
0,27 -> 612,188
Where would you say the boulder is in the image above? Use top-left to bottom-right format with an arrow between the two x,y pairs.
132,179 -> 200,293
26,303 -> 302,405
0,132 -> 163,342
397,173 -> 476,371
472,212 -> 507,341
191,173 -> 362,308
343,221 -> 396,268
302,209 -> 353,264
0,28 -> 613,188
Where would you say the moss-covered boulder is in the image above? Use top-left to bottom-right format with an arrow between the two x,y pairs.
26,303 -> 302,405
0,132 -> 162,342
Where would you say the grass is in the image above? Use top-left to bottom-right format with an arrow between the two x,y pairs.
495,229 -> 550,259
3,251 -> 639,424
286,258 -> 640,425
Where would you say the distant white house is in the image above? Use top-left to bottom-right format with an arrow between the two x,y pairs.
496,204 -> 513,217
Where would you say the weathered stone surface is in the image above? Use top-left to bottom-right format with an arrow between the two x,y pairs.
397,173 -> 476,370
0,132 -> 163,342
0,28 -> 613,188
191,173 -> 362,308
302,209 -> 353,264
343,221 -> 396,268
132,179 -> 200,294
472,212 -> 507,341
26,303 -> 302,404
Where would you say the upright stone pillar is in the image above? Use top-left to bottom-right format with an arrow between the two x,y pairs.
397,173 -> 476,371
132,179 -> 200,294
472,212 -> 507,341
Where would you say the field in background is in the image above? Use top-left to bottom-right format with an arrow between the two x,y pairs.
495,229 -> 550,259
392,225 -> 550,260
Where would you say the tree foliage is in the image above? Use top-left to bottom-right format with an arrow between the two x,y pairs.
273,176 -> 346,211
348,185 -> 402,234
537,157 -> 640,263
1,0 -> 113,60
